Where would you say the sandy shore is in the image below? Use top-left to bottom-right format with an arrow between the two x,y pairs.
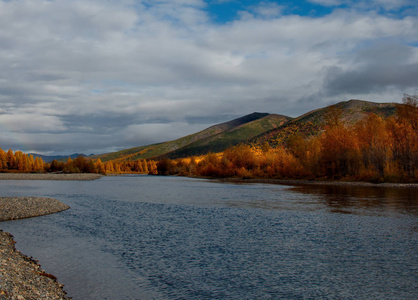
0,173 -> 102,181
0,197 -> 71,299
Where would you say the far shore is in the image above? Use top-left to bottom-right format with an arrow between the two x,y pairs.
0,172 -> 416,189
211,177 -> 418,189
0,173 -> 102,180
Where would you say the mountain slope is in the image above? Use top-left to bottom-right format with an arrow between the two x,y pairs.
163,114 -> 291,158
252,99 -> 397,146
97,112 -> 289,161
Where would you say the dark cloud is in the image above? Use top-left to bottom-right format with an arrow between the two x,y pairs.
323,43 -> 418,96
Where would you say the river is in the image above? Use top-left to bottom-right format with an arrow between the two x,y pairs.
0,175 -> 417,299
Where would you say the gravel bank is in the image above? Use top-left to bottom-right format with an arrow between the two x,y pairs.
0,230 -> 70,299
0,173 -> 101,181
0,197 -> 70,222
0,197 -> 71,299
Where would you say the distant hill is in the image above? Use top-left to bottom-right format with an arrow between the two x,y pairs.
28,153 -> 89,163
94,99 -> 398,162
95,112 -> 291,162
251,99 -> 397,147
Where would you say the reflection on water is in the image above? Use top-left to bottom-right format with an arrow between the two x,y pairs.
288,184 -> 418,216
0,176 -> 417,299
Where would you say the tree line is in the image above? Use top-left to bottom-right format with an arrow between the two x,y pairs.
0,149 -> 45,173
46,157 -> 158,175
0,150 -> 157,175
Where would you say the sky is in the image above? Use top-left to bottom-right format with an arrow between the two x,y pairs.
0,0 -> 417,155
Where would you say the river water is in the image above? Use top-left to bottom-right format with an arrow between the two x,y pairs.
0,175 -> 417,299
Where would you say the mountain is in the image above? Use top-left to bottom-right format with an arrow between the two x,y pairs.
94,99 -> 398,162
251,99 -> 397,147
163,113 -> 291,158
28,153 -> 89,163
95,112 -> 291,162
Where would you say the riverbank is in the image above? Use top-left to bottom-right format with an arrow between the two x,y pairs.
213,177 -> 418,189
0,173 -> 102,181
0,197 -> 70,299
0,230 -> 70,299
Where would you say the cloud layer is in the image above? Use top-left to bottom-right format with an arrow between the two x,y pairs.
0,0 -> 417,154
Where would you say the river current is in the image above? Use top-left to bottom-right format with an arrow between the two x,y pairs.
0,175 -> 417,299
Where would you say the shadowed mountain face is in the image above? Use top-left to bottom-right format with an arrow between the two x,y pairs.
95,100 -> 397,162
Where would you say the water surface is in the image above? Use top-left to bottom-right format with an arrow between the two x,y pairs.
0,176 -> 417,299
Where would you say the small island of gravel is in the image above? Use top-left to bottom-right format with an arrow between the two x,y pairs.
0,197 -> 70,222
0,197 -> 71,299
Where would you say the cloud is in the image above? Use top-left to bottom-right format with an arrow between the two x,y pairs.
308,0 -> 343,6
308,0 -> 414,10
323,43 -> 418,96
122,122 -> 207,145
0,0 -> 417,154
0,114 -> 66,133
241,1 -> 284,19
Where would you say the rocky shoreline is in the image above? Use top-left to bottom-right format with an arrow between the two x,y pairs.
0,173 -> 101,181
0,197 -> 71,299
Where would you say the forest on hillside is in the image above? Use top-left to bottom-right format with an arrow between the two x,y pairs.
1,95 -> 417,183
155,95 -> 418,183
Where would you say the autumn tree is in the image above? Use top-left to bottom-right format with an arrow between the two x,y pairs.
388,94 -> 418,179
95,158 -> 106,174
0,148 -> 8,172
33,157 -> 45,172
320,107 -> 360,179
6,149 -> 15,169
157,157 -> 175,175
197,153 -> 221,177
355,113 -> 390,180
28,155 -> 35,172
